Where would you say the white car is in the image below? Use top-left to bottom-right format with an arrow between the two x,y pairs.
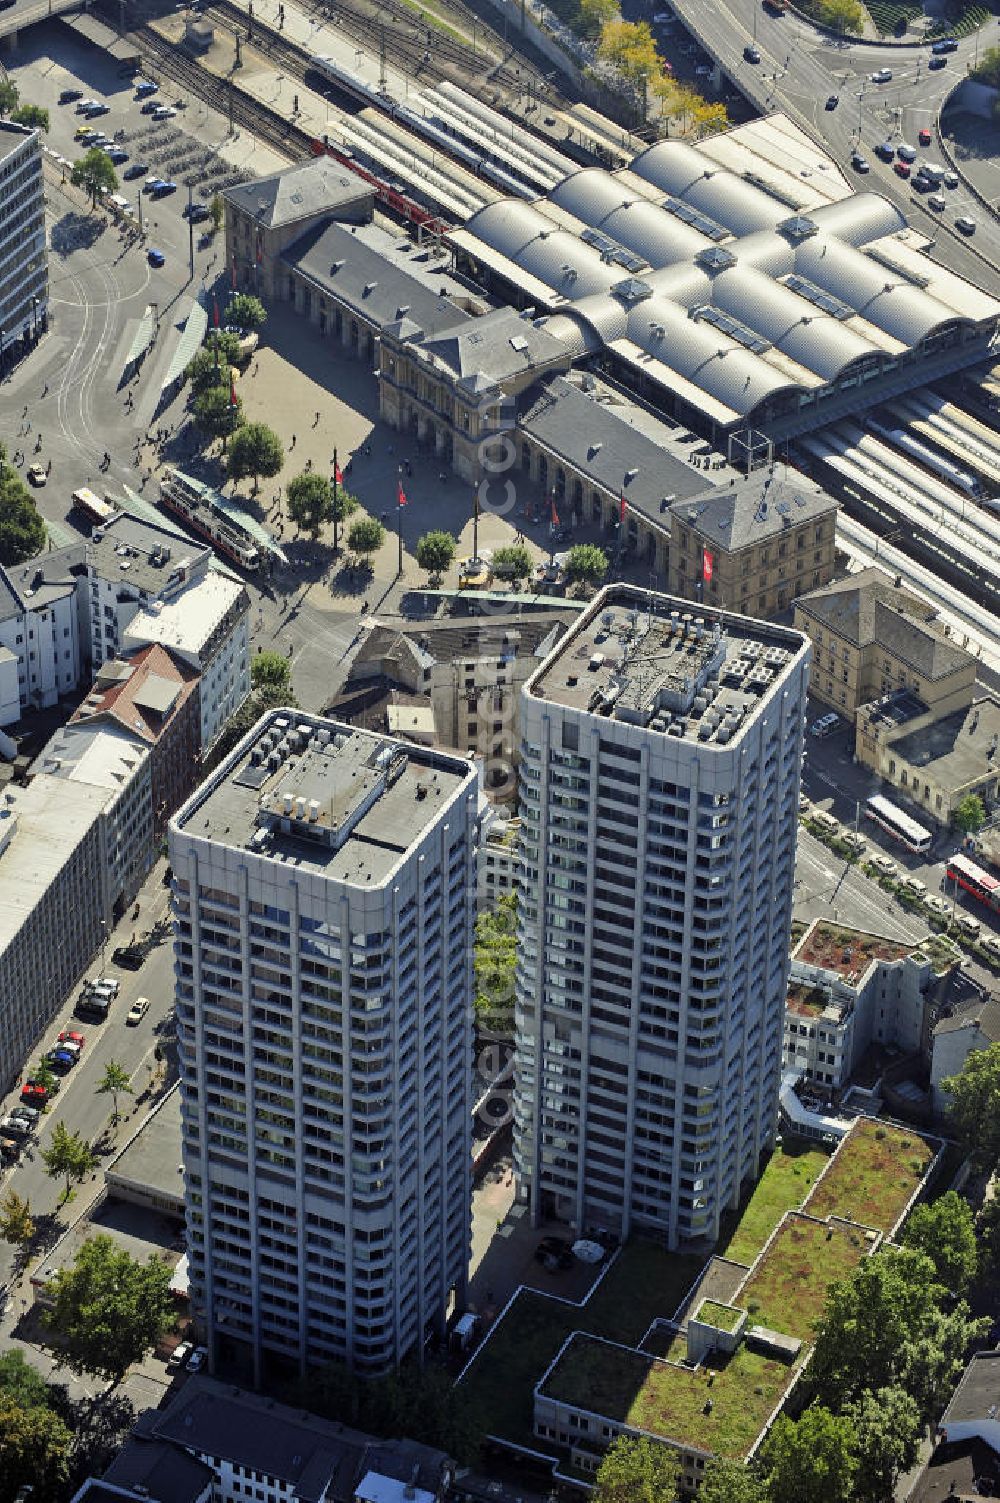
810,713 -> 840,738
168,1340 -> 193,1370
981,934 -> 1000,965
943,170 -> 959,188
925,895 -> 949,916
870,854 -> 897,877
900,875 -> 927,897
126,996 -> 150,1026
956,914 -> 981,938
870,68 -> 892,83
152,105 -> 177,120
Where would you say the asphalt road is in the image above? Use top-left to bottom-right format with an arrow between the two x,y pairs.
641,0 -> 1000,286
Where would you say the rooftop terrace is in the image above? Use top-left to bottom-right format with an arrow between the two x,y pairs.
802,1116 -> 935,1233
792,921 -> 911,980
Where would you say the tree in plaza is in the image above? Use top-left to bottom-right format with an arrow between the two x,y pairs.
209,330 -> 247,366
474,892 -> 517,1031
810,1245 -> 988,1421
698,1458 -> 769,1503
0,447 -> 47,565
846,1385 -> 922,1503
186,347 -> 233,397
592,1434 -> 680,1503
43,1234 -> 174,1385
0,1189 -> 35,1249
415,530 -> 457,582
564,543 -> 609,588
209,192 -> 225,235
96,1061 -> 133,1126
11,104 -> 49,132
70,147 -> 117,209
224,293 -> 267,330
286,471 -> 333,538
347,517 -> 385,563
0,79 -> 19,118
251,650 -> 292,693
954,793 -> 986,835
0,1392 -> 72,1503
0,1351 -> 50,1412
228,422 -> 283,493
331,487 -> 359,526
193,383 -> 243,445
760,1406 -> 858,1503
942,1042 -> 1000,1171
492,544 -> 532,585
901,1190 -> 979,1294
41,1121 -> 97,1204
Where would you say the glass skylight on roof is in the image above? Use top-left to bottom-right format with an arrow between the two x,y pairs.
784,273 -> 854,321
694,304 -> 770,354
662,197 -> 728,242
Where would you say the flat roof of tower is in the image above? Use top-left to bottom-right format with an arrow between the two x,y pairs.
527,584 -> 808,743
172,710 -> 474,884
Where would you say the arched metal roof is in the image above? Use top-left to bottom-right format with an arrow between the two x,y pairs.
794,238 -> 962,346
629,144 -> 779,238
808,193 -> 906,247
710,266 -> 877,381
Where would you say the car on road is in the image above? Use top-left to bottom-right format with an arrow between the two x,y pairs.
870,854 -> 897,877
60,88 -> 84,104
124,162 -> 149,180
926,895 -> 950,915
147,248 -> 166,269
897,143 -> 916,162
852,154 -> 870,173
956,215 -> 976,234
113,944 -> 145,969
127,996 -> 151,1025
58,1030 -> 86,1049
870,68 -> 893,83
26,464 -> 46,486
927,54 -> 947,69
186,1346 -> 208,1373
825,94 -> 839,109
152,105 -> 178,120
809,713 -> 841,738
893,161 -> 911,179
918,127 -> 932,146
875,141 -> 895,162
744,45 -> 761,62
943,170 -> 959,188
931,35 -> 957,52
168,1340 -> 193,1370
928,193 -> 946,211
900,875 -> 927,897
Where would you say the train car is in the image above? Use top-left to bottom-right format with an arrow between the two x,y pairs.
158,469 -> 261,572
866,414 -> 983,498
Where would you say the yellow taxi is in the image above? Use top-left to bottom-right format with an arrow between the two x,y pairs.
457,556 -> 493,590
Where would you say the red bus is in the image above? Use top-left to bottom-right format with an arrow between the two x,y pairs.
946,852 -> 1000,916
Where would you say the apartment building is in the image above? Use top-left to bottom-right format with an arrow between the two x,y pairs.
0,545 -> 89,725
169,711 -> 478,1385
0,775 -> 108,1093
514,585 -> 810,1246
0,121 -> 48,370
668,470 -> 838,616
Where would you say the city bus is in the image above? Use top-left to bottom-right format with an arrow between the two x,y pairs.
864,794 -> 933,855
945,852 -> 1000,916
72,487 -> 121,528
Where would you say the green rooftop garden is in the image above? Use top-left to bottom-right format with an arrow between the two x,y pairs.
802,1118 -> 935,1232
719,1140 -> 830,1266
695,1300 -> 743,1333
737,1214 -> 869,1341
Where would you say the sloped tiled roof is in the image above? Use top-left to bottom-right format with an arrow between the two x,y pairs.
224,157 -> 373,230
797,566 -> 970,679
71,642 -> 198,745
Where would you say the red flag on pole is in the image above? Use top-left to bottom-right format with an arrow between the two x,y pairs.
334,461 -> 344,484
397,478 -> 407,508
619,493 -> 627,526
550,494 -> 559,527
703,550 -> 714,584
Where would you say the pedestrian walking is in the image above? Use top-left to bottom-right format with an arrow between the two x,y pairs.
313,411 -> 320,426
21,405 -> 27,420
290,434 -> 296,450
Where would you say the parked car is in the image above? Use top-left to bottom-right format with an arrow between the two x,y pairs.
108,148 -> 129,165
151,105 -> 177,120
809,713 -> 840,738
900,875 -> 927,897
113,945 -> 145,969
0,1117 -> 33,1142
152,181 -> 177,197
186,204 -> 210,224
135,79 -> 159,97
10,1105 -> 40,1127
84,102 -> 111,118
0,1137 -> 21,1164
76,99 -> 100,113
60,88 -> 84,104
86,976 -> 120,998
168,1340 -> 193,1370
186,1346 -> 208,1373
918,127 -> 932,146
58,1029 -> 86,1048
127,996 -> 151,1025
925,895 -> 950,916
870,854 -> 897,877
956,914 -> 981,938
26,464 -> 47,487
981,934 -> 1000,965
74,125 -> 98,141
124,162 -> 149,180
140,100 -> 160,115
20,1081 -> 53,1107
44,1048 -> 78,1075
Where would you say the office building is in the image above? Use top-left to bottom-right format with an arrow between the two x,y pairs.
0,545 -> 88,725
514,585 -> 809,1246
0,121 -> 48,371
169,710 -> 478,1384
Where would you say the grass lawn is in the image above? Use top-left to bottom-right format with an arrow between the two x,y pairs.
803,1118 -> 936,1232
696,1300 -> 742,1332
719,1141 -> 830,1266
541,1335 -> 793,1459
460,1242 -> 704,1448
737,1214 -> 869,1340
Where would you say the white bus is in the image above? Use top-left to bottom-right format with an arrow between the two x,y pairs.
864,794 -> 932,855
72,487 -> 121,528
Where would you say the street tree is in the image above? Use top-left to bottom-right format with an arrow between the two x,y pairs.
0,79 -> 19,118
564,543 -> 609,588
332,487 -> 359,526
415,530 -> 457,581
698,1458 -> 769,1503
228,422 -> 283,492
954,793 -> 986,835
41,1121 -> 96,1203
347,517 -> 385,562
32,1056 -> 58,1095
0,448 -> 47,564
186,347 -> 233,397
43,1234 -> 174,1385
192,382 -> 242,444
0,1393 -> 72,1503
70,147 -> 117,208
286,472 -> 333,538
846,1385 -> 921,1503
96,1061 -> 133,1125
209,192 -> 225,234
0,1350 -> 50,1411
492,544 -> 532,584
593,1433 -> 680,1502
225,293 -> 267,330
11,104 -> 49,131
760,1406 -> 858,1503
942,1042 -> 1000,1171
901,1191 -> 979,1294
251,650 -> 292,693
0,1189 -> 35,1249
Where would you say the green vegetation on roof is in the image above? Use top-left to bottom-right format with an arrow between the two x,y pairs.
738,1214 -> 870,1341
803,1118 -> 935,1232
720,1141 -> 829,1266
696,1300 -> 743,1333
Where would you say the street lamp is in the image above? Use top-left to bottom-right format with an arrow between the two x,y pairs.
31,296 -> 38,340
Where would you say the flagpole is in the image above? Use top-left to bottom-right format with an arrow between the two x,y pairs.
397,465 -> 404,579
332,446 -> 339,556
